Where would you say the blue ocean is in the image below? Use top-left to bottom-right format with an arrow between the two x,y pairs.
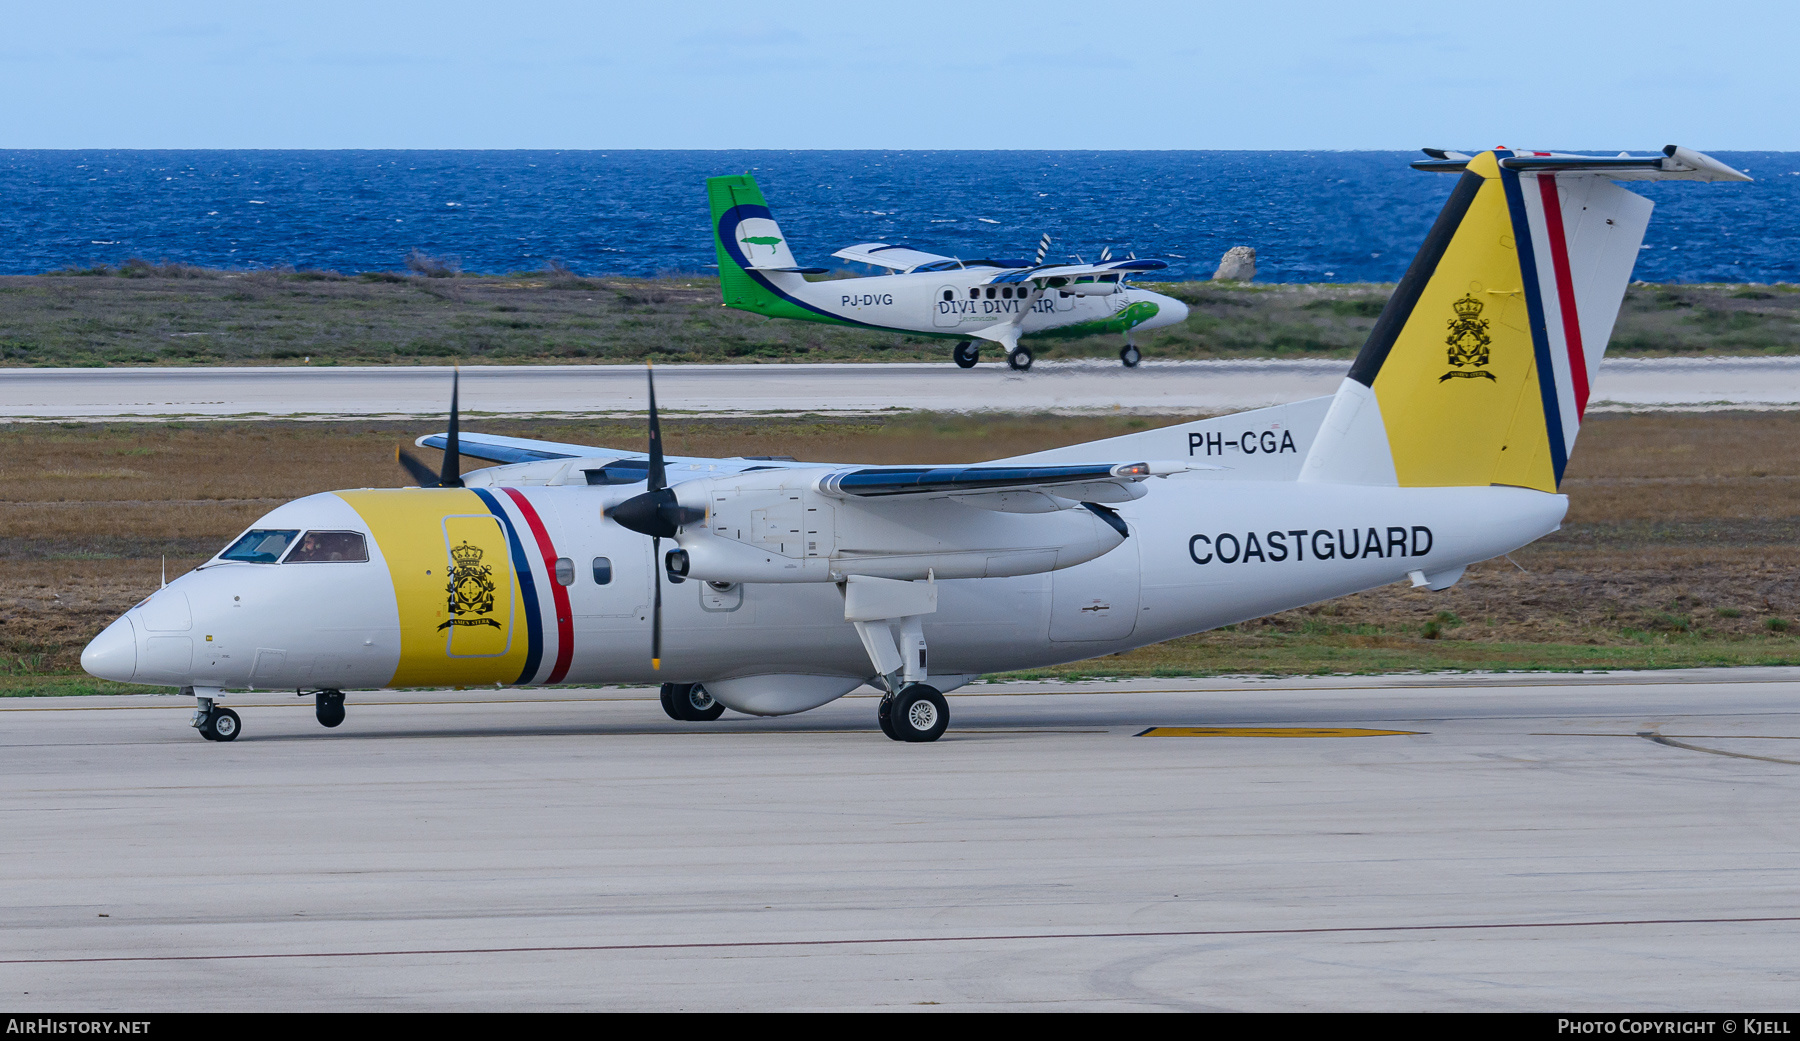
0,150 -> 1793,284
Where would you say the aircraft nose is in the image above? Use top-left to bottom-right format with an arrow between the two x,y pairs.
81,614 -> 138,683
1160,295 -> 1190,325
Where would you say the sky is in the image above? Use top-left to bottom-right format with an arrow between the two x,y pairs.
2,1 -> 1795,150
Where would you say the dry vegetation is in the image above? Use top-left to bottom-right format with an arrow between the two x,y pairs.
0,269 -> 1794,366
5,412 -> 1800,694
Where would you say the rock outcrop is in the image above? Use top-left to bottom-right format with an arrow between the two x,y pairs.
1213,246 -> 1256,282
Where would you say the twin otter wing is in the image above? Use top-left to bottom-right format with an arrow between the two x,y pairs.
829,242 -> 960,272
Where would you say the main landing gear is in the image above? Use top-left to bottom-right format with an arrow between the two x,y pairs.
844,576 -> 949,742
1007,346 -> 1033,371
189,688 -> 240,742
661,682 -> 725,722
878,683 -> 948,742
953,341 -> 979,368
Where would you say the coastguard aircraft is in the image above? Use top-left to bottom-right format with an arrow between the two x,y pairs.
82,146 -> 1748,743
708,175 -> 1190,370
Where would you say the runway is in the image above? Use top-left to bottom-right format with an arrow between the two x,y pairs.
4,356 -> 1800,420
5,670 -> 1800,1011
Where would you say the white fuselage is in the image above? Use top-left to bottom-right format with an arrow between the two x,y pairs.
765,268 -> 1188,342
88,477 -> 1565,710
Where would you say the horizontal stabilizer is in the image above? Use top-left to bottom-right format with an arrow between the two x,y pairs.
1413,145 -> 1750,183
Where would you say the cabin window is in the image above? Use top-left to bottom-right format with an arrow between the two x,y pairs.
283,531 -> 369,563
218,529 -> 299,564
941,290 -> 953,302
554,557 -> 575,586
591,557 -> 612,585
968,288 -> 979,300
986,287 -> 996,299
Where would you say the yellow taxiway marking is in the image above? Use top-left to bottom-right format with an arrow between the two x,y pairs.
1135,726 -> 1423,738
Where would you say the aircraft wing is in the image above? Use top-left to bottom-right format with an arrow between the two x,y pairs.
815,460 -> 1209,511
982,258 -> 1169,285
415,431 -> 800,472
418,432 -> 593,464
830,242 -> 959,272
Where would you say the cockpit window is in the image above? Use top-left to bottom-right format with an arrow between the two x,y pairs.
284,531 -> 369,563
218,529 -> 300,563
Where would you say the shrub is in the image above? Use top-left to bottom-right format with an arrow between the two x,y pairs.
1766,617 -> 1789,632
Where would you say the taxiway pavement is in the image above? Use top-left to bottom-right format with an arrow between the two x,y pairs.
5,670 -> 1799,1011
4,356 -> 1800,420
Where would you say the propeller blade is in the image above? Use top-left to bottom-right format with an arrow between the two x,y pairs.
439,368 -> 464,489
645,362 -> 666,492
651,536 -> 663,670
396,446 -> 441,487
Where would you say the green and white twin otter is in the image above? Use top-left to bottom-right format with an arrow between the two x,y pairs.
707,175 -> 1190,370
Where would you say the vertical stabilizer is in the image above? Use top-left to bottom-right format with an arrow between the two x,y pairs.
1300,146 -> 1744,490
707,175 -> 831,323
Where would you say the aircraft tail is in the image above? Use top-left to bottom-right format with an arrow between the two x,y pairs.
1299,146 -> 1748,491
706,175 -> 828,321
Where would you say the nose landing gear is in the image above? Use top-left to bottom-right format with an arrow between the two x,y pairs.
188,689 -> 240,742
1120,332 -> 1141,368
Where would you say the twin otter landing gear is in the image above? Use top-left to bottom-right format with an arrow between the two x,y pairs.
952,340 -> 979,368
661,683 -> 724,722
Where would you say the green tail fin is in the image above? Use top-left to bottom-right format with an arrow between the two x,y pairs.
706,175 -> 823,321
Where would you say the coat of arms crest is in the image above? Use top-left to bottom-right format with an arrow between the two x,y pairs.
439,539 -> 501,630
1441,294 -> 1496,381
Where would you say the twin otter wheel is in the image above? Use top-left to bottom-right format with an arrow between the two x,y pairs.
881,684 -> 947,743
952,341 -> 979,368
660,683 -> 725,722
1007,347 -> 1033,371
